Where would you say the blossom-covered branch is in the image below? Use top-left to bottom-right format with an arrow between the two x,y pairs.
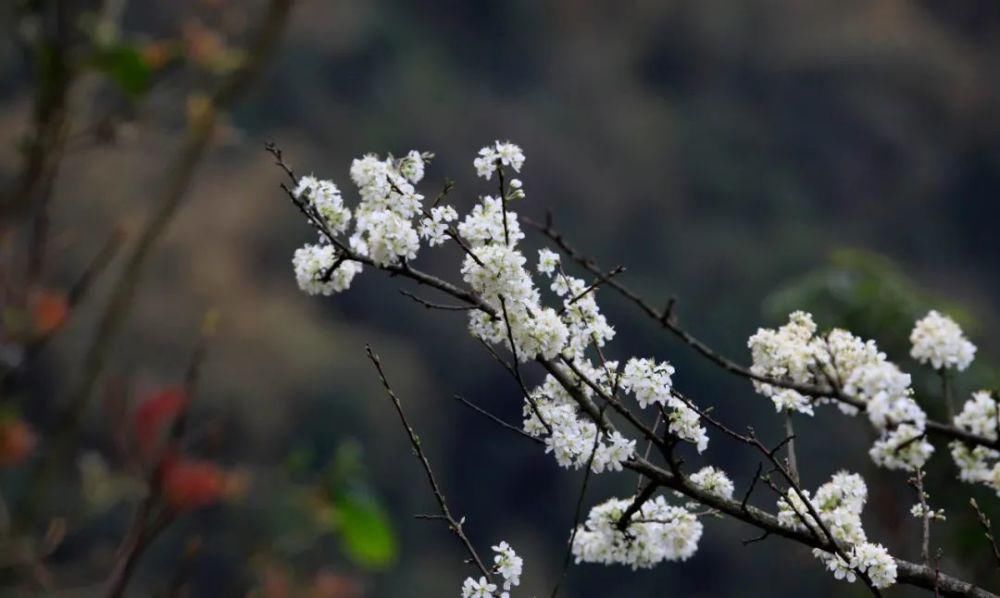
271,140 -> 997,597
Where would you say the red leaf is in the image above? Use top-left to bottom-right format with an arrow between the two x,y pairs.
133,388 -> 187,461
161,457 -> 227,511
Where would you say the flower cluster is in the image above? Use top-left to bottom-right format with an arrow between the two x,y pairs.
460,541 -> 523,598
419,205 -> 459,246
689,466 -> 734,500
910,310 -> 977,371
777,472 -> 896,589
290,150 -> 440,294
748,312 -> 933,470
473,141 -> 525,180
293,176 -> 352,235
748,310 -> 817,404
620,358 -> 674,408
523,370 -> 635,473
950,390 -> 1000,496
461,577 -> 495,598
847,542 -> 897,589
910,503 -> 946,521
572,495 -> 702,569
292,243 -> 361,296
491,541 -> 522,596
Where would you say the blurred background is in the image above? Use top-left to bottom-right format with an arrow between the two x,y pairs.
1,0 -> 999,595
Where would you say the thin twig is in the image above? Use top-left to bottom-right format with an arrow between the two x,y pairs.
400,290 -> 478,312
453,394 -> 541,444
365,345 -> 492,581
557,265 -> 626,315
741,463 -> 764,512
551,418 -> 604,598
910,469 -> 931,565
940,369 -> 954,419
15,0 -> 295,529
783,411 -> 799,485
970,498 -> 1000,568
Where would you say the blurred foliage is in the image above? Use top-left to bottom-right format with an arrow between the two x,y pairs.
765,248 -> 973,359
90,44 -> 152,98
765,248 -> 998,391
258,440 -> 397,571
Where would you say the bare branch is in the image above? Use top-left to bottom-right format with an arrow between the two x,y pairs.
365,345 -> 493,581
453,394 -> 542,444
269,149 -> 998,598
400,290 -> 478,311
551,422 -> 604,598
969,498 -> 1000,569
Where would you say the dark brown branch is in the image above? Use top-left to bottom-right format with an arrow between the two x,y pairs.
432,179 -> 455,208
742,530 -> 771,546
524,216 -> 1000,453
741,462 -> 764,512
616,482 -> 659,532
270,149 -> 996,598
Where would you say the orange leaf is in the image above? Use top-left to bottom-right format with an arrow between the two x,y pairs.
30,291 -> 69,336
0,418 -> 36,467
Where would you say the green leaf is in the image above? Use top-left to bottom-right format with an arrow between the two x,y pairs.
331,493 -> 397,570
91,44 -> 151,98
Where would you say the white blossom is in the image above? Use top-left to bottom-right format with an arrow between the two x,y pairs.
771,388 -> 814,416
910,503 -> 946,521
473,141 -> 526,180
572,495 -> 702,569
522,369 -> 635,474
293,176 -> 352,235
461,576 -> 497,598
495,142 -> 526,172
419,204 -> 459,246
491,541 -> 522,594
910,310 -> 976,371
508,178 -> 525,200
292,243 -> 360,295
750,312 -> 931,470
849,542 -> 897,589
689,466 -> 734,500
776,471 -> 894,588
869,424 -> 933,470
747,311 -> 817,402
398,149 -> 427,183
458,196 -> 523,248
664,397 -> 708,453
954,390 -> 998,441
537,249 -> 560,276
362,209 -> 420,267
950,391 -> 1000,496
620,358 -> 674,408
517,307 -> 569,361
